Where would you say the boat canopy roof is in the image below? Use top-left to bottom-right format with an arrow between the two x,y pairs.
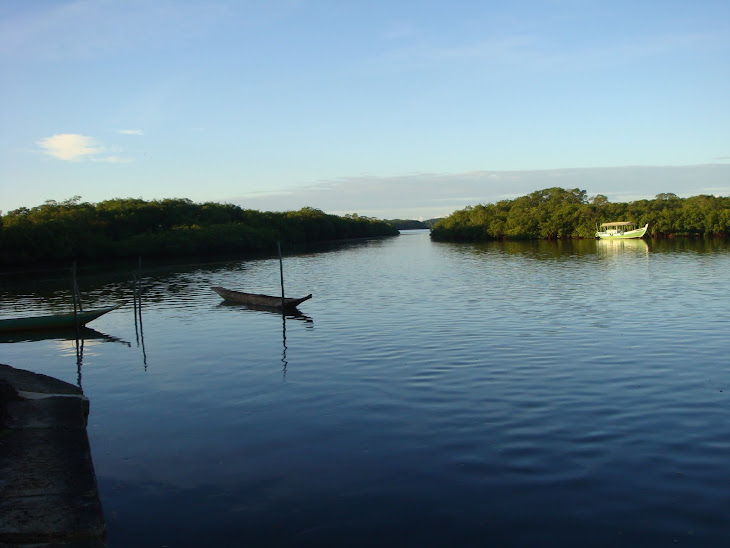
599,221 -> 634,227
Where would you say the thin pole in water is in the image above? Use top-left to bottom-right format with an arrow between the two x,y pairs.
277,241 -> 285,308
71,262 -> 79,329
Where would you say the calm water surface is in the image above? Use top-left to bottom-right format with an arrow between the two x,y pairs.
1,232 -> 729,547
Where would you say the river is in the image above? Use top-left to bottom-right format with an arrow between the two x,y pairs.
1,231 -> 729,547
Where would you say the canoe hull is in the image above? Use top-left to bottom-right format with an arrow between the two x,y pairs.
211,287 -> 312,309
0,304 -> 123,333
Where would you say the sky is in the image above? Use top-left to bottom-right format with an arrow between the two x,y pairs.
1,0 -> 729,220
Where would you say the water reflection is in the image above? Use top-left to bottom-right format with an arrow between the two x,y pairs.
466,238 -> 601,260
0,326 -> 129,345
2,234 -> 729,547
281,313 -> 288,381
132,270 -> 148,370
216,301 -> 313,382
596,238 -> 650,256
0,327 -> 130,389
216,301 -> 313,324
643,237 -> 730,254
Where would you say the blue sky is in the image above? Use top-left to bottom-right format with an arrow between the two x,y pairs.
2,0 -> 728,219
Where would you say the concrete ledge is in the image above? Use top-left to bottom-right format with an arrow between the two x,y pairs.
0,364 -> 106,547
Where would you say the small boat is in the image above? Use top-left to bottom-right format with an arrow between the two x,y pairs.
0,304 -> 124,333
595,221 -> 649,239
211,286 -> 312,310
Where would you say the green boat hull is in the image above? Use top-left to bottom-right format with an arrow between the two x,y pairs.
0,304 -> 123,333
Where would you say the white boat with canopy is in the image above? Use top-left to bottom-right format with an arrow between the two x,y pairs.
595,221 -> 648,239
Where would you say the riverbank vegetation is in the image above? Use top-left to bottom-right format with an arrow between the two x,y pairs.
0,197 -> 398,266
384,218 -> 442,230
430,188 -> 730,242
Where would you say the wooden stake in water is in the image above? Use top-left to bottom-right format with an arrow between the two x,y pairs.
277,241 -> 285,309
71,261 -> 80,329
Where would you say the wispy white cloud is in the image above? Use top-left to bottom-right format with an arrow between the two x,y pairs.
118,129 -> 144,135
0,1 -> 282,61
371,11 -> 728,75
36,133 -> 133,163
91,155 -> 134,164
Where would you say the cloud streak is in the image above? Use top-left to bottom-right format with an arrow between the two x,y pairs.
233,165 -> 730,220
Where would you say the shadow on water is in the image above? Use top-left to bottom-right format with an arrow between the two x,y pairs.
215,300 -> 313,325
0,327 -> 130,390
0,326 -> 128,345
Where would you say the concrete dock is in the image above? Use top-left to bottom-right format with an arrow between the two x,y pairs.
0,364 -> 106,547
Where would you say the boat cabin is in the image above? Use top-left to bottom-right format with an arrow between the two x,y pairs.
595,221 -> 649,240
597,221 -> 634,236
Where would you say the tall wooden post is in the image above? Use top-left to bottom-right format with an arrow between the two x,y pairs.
277,241 -> 285,309
71,262 -> 79,329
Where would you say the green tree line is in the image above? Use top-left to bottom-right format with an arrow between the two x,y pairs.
0,197 -> 398,266
386,218 -> 443,230
430,188 -> 730,242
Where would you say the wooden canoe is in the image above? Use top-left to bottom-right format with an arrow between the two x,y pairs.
211,286 -> 312,310
0,304 -> 124,333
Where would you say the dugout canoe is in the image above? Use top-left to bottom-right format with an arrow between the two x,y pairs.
0,304 -> 124,333
211,286 -> 312,310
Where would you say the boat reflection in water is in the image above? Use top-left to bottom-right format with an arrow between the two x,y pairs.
596,237 -> 650,257
216,300 -> 313,325
0,327 -> 130,389
0,326 -> 128,345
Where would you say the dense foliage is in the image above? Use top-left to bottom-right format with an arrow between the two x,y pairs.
386,218 -> 443,230
0,197 -> 398,266
423,218 -> 443,229
430,188 -> 730,242
387,219 -> 429,230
